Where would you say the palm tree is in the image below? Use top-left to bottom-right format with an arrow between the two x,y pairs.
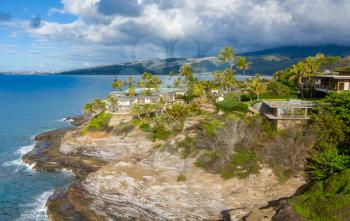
223,68 -> 237,92
236,56 -> 251,76
126,76 -> 134,87
179,64 -> 194,82
289,63 -> 305,85
219,46 -> 235,70
107,95 -> 118,112
173,77 -> 182,88
83,99 -> 106,116
112,79 -> 123,91
248,76 -> 267,101
128,85 -> 135,97
289,61 -> 307,97
130,104 -> 143,120
213,71 -> 224,86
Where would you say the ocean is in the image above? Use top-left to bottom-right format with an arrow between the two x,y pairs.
0,74 -> 158,221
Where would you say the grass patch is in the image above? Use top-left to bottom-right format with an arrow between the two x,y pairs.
117,121 -> 135,134
272,166 -> 294,183
220,148 -> 261,179
289,169 -> 350,221
139,122 -> 152,132
150,124 -> 172,141
202,119 -> 225,136
82,112 -> 111,134
195,150 -> 221,170
177,174 -> 187,182
216,95 -> 249,113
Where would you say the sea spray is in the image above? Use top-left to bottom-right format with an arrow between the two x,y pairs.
16,190 -> 54,221
1,144 -> 36,172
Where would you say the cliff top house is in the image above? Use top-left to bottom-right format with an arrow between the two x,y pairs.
312,69 -> 350,93
107,88 -> 186,113
260,100 -> 317,129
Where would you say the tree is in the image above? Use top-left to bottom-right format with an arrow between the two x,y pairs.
288,57 -> 320,97
248,75 -> 267,100
312,113 -> 346,150
173,77 -> 183,88
112,79 -> 124,91
107,95 -> 118,112
126,76 -> 134,87
128,85 -> 136,97
236,56 -> 251,76
130,104 -> 143,120
137,72 -> 162,93
322,91 -> 350,134
213,71 -> 224,86
219,46 -> 235,70
307,149 -> 350,181
266,81 -> 292,96
223,68 -> 237,92
83,98 -> 106,116
179,64 -> 194,83
188,82 -> 205,98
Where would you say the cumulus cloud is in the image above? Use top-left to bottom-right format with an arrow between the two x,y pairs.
5,0 -> 350,70
97,0 -> 141,16
32,1 -> 350,50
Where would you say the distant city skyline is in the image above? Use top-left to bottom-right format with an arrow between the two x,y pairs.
1,0 -> 350,71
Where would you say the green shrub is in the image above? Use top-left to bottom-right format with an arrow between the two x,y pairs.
202,119 -> 225,135
240,93 -> 256,102
322,91 -> 350,134
139,122 -> 152,132
272,165 -> 294,183
177,174 -> 187,182
177,137 -> 198,159
117,122 -> 135,134
266,80 -> 292,96
220,148 -> 260,179
151,124 -> 171,141
216,98 -> 249,113
289,169 -> 350,221
311,113 -> 346,150
307,149 -> 350,181
82,112 -> 111,133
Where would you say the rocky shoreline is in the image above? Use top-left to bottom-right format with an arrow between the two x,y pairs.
22,116 -> 305,221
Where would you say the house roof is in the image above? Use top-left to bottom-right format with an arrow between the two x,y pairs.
111,87 -> 185,95
312,75 -> 350,80
263,100 -> 316,109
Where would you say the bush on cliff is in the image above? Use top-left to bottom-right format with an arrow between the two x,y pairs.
289,169 -> 350,221
82,112 -> 112,134
216,96 -> 249,113
220,148 -> 261,179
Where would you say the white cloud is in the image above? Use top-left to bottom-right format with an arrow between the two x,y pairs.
34,0 -> 350,51
3,0 -> 350,70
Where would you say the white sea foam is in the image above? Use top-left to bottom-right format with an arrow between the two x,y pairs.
1,144 -> 35,172
16,190 -> 54,221
16,144 -> 35,156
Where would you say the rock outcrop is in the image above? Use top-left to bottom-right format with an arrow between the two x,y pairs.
23,117 -> 308,221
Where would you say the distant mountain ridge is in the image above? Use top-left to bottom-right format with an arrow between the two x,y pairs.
58,45 -> 350,76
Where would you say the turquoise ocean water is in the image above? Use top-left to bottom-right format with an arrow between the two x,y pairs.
0,74 -> 147,221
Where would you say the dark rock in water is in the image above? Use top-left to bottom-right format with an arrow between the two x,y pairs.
64,115 -> 89,127
23,128 -> 106,179
47,186 -> 89,221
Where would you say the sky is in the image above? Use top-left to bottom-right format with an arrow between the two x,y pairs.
1,0 -> 350,72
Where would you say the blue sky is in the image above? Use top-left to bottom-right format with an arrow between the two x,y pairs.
1,0 -> 350,72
